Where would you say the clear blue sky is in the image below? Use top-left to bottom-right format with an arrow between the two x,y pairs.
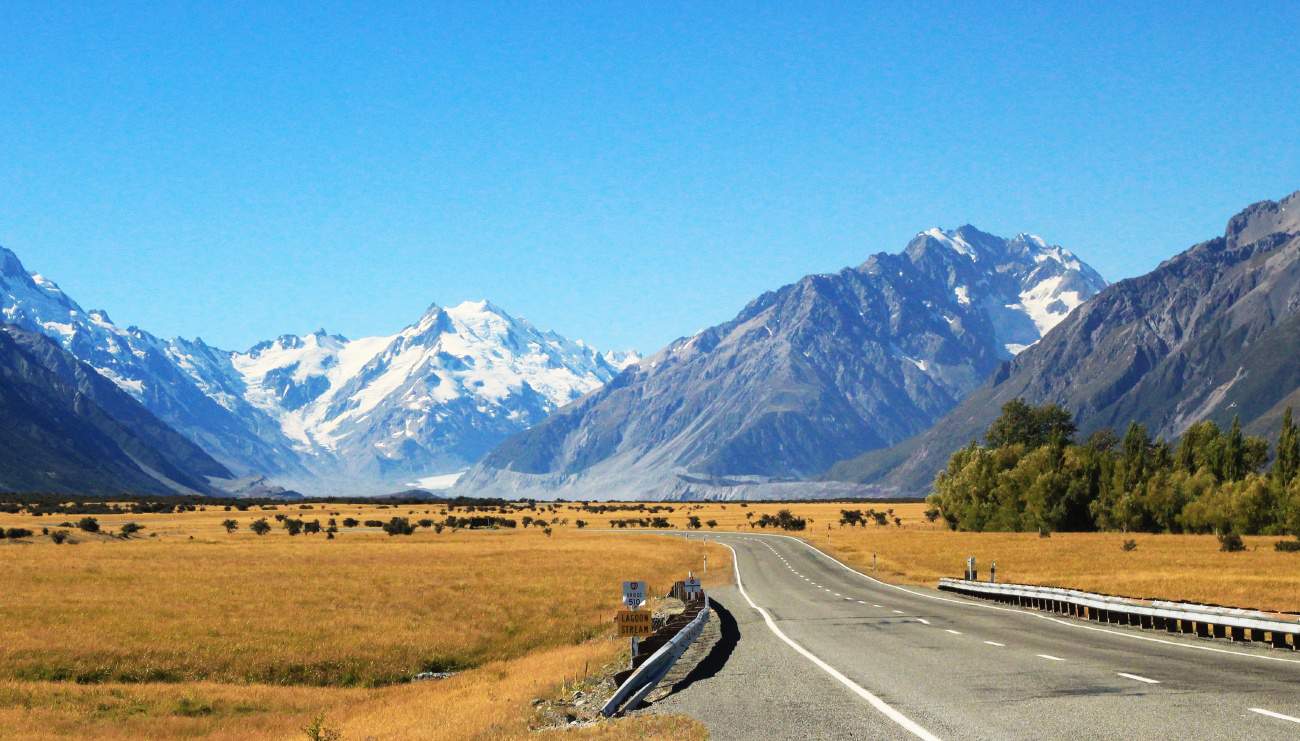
2,2 -> 1298,353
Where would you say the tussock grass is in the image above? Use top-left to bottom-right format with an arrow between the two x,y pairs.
0,505 -> 727,738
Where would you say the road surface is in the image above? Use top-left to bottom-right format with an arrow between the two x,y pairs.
642,531 -> 1300,740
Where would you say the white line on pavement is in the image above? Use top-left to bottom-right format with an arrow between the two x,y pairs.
1249,708 -> 1300,724
745,531 -> 1300,667
916,618 -> 931,625
983,641 -> 1005,647
1037,654 -> 1065,661
722,542 -> 940,741
1117,673 -> 1160,684
892,609 -> 905,614
945,629 -> 962,635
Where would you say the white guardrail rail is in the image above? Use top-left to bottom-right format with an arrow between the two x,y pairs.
938,578 -> 1300,649
601,595 -> 711,717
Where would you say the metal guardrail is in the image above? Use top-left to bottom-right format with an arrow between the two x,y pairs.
601,595 -> 711,717
938,578 -> 1300,649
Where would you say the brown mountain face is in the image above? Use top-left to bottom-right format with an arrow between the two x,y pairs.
829,190 -> 1300,495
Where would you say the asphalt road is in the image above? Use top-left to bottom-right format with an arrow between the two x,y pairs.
642,531 -> 1300,740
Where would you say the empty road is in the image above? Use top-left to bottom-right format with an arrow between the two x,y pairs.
642,531 -> 1300,739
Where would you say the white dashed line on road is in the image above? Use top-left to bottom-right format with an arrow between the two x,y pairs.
1037,654 -> 1065,661
983,641 -> 1005,647
1250,708 -> 1300,724
945,629 -> 962,635
916,618 -> 930,625
1117,672 -> 1160,684
892,609 -> 904,614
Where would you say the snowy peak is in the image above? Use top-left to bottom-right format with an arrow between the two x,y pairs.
0,242 -> 632,493
902,225 -> 1107,355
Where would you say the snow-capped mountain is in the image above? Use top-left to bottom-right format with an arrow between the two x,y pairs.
457,226 -> 1106,500
0,246 -> 635,494
229,301 -> 637,489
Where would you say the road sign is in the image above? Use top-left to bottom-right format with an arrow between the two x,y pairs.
684,574 -> 702,600
622,580 -> 646,609
615,609 -> 654,637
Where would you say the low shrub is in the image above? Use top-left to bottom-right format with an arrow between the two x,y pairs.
1218,532 -> 1246,552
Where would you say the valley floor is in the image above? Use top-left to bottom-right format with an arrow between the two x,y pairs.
2,498 -> 1298,739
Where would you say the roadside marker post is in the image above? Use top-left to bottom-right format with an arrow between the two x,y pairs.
990,561 -> 997,583
684,572 -> 702,601
620,580 -> 648,669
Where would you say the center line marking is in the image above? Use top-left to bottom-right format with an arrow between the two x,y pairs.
916,618 -> 931,625
721,542 -> 939,741
892,609 -> 904,614
1117,672 -> 1159,684
945,629 -> 962,635
1037,654 -> 1065,661
1251,708 -> 1300,724
983,641 -> 1005,646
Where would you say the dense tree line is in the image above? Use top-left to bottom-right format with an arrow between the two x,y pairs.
929,400 -> 1300,538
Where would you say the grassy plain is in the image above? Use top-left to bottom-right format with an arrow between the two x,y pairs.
0,503 -> 727,739
582,500 -> 1300,612
4,495 -> 1299,739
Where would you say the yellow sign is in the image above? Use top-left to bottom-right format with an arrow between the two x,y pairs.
615,609 -> 654,637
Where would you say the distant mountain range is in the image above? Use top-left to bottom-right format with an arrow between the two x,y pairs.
0,246 -> 635,495
828,190 -> 1300,495
0,324 -> 232,496
456,227 -> 1106,500
7,190 -> 1294,501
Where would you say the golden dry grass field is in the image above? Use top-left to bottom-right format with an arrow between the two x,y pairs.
578,500 -> 1300,613
3,495 -> 1299,740
0,502 -> 727,739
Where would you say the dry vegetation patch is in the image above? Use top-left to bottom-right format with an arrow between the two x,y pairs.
0,503 -> 728,738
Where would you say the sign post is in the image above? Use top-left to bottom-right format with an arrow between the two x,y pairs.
619,580 -> 648,669
683,572 -> 702,601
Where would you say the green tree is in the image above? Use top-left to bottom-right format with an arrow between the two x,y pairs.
250,518 -> 272,536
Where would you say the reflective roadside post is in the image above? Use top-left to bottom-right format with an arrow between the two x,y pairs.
990,561 -> 997,583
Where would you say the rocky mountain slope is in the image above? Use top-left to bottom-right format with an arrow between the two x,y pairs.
0,325 -> 233,496
456,227 -> 1106,500
828,190 -> 1300,495
0,247 -> 633,494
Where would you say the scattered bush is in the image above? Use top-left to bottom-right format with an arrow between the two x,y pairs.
1218,532 -> 1246,552
3,528 -> 33,539
50,530 -> 69,544
342,518 -> 359,528
119,522 -> 143,538
382,517 -> 415,536
706,519 -> 717,529
76,517 -> 100,533
1121,539 -> 1137,552
222,519 -> 239,533
250,519 -> 272,536
302,714 -> 342,741
1274,540 -> 1300,552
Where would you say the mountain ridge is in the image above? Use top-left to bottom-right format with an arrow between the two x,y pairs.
827,189 -> 1300,495
0,246 -> 635,495
456,225 -> 1106,500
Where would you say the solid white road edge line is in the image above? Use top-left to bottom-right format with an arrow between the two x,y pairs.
1116,672 -> 1160,684
748,531 -> 1300,667
722,542 -> 941,741
1249,708 -> 1300,724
